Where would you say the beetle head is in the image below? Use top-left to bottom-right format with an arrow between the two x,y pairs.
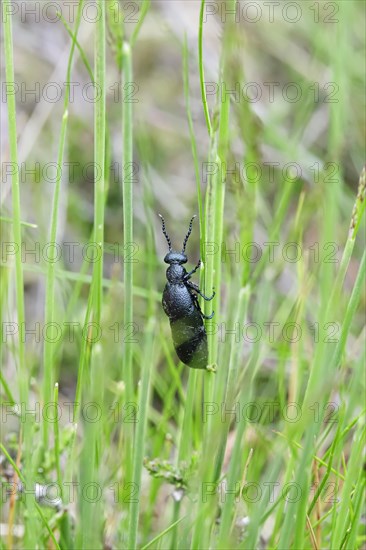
164,251 -> 187,264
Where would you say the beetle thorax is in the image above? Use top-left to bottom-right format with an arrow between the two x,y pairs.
166,264 -> 185,283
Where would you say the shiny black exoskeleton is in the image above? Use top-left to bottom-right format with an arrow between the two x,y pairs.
159,214 -> 215,370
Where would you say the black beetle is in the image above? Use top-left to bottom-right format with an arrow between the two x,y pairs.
159,214 -> 215,370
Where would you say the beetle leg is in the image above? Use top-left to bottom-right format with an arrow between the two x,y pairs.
202,309 -> 215,320
184,259 -> 201,280
191,293 -> 215,320
186,281 -> 215,301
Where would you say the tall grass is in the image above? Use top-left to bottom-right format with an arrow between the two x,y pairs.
3,1 -> 36,547
1,0 -> 365,549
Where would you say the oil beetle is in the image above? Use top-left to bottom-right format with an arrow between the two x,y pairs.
159,214 -> 215,370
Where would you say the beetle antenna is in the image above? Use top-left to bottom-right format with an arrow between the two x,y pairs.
182,215 -> 196,253
159,214 -> 172,251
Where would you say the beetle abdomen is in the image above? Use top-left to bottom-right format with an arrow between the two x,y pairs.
162,284 -> 195,320
169,314 -> 208,370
